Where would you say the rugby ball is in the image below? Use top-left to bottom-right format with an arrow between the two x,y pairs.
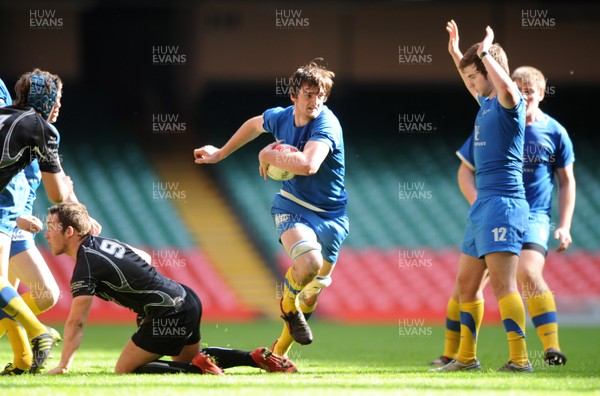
267,144 -> 298,181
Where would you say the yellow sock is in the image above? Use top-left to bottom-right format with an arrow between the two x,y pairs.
0,281 -> 46,339
443,297 -> 461,359
456,299 -> 484,364
273,324 -> 295,357
0,310 -> 8,338
21,292 -> 44,315
526,291 -> 560,352
1,318 -> 32,370
281,267 -> 303,314
299,300 -> 317,317
499,292 -> 528,365
0,292 -> 43,338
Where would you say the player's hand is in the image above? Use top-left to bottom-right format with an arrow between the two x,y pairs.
446,19 -> 461,56
478,25 -> 494,56
89,216 -> 102,236
194,145 -> 222,164
258,141 -> 280,180
45,365 -> 68,375
554,227 -> 572,253
16,215 -> 44,233
258,161 -> 269,180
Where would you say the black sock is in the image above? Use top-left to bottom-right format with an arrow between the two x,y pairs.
132,360 -> 203,374
202,347 -> 257,369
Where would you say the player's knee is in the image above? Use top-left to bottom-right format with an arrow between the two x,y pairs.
34,285 -> 60,312
289,239 -> 321,261
289,239 -> 322,274
488,276 -> 517,300
517,265 -> 539,286
114,366 -> 130,374
114,361 -> 137,374
456,277 -> 482,302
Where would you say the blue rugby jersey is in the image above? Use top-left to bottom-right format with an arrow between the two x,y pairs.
262,105 -> 347,212
471,95 -> 526,199
457,111 -> 574,216
522,112 -> 574,215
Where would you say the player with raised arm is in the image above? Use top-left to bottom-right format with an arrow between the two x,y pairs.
432,20 -> 532,372
194,60 -> 348,358
431,66 -> 575,367
44,202 -> 296,375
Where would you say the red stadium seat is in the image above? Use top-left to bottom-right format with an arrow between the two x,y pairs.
276,248 -> 600,323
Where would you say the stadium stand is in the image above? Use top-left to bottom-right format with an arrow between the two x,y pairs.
216,132 -> 600,323
26,97 -> 600,324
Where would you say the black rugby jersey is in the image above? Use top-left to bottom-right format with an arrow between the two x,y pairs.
0,106 -> 62,191
71,235 -> 186,318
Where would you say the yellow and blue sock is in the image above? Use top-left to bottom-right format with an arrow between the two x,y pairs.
526,291 -> 560,352
0,291 -> 44,338
499,292 -> 529,366
281,267 -> 303,314
0,280 -> 46,339
456,299 -> 484,364
443,297 -> 461,359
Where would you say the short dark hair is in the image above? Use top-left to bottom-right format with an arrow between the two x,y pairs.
48,202 -> 92,236
289,59 -> 335,99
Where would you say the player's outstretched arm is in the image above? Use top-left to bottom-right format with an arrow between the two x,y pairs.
45,295 -> 94,375
194,115 -> 266,164
554,164 -> 576,252
478,26 -> 520,109
446,20 -> 477,101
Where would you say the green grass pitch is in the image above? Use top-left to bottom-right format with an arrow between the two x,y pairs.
1,322 -> 599,395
